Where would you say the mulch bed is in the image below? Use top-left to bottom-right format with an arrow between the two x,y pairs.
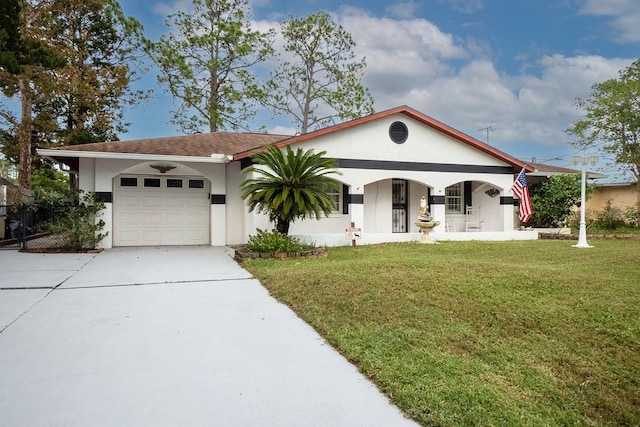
539,232 -> 640,240
234,245 -> 327,261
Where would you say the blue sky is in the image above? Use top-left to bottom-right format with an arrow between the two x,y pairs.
118,0 -> 639,181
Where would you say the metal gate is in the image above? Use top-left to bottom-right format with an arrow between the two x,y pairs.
0,205 -> 33,249
392,179 -> 408,233
0,203 -> 64,250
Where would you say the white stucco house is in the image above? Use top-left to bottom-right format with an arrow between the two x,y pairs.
38,106 -> 537,248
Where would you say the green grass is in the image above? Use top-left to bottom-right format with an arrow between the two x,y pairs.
242,240 -> 640,426
585,224 -> 640,234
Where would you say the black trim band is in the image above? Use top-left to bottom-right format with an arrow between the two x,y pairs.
211,194 -> 226,204
342,184 -> 349,214
500,196 -> 514,205
464,181 -> 472,208
240,158 -> 254,170
350,194 -> 364,204
336,158 -> 513,174
95,192 -> 112,203
429,195 -> 445,205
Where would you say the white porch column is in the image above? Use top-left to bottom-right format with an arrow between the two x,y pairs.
430,190 -> 446,232
501,195 -> 515,231
96,199 -> 113,249
210,195 -> 226,246
349,192 -> 365,231
210,167 -> 226,246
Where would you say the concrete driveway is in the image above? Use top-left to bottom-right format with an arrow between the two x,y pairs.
0,247 -> 418,427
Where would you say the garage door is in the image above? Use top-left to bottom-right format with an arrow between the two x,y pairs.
114,175 -> 210,246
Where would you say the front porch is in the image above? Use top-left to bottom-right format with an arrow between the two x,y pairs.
290,230 -> 539,247
285,176 -> 537,247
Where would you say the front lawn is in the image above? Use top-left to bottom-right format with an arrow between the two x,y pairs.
242,240 -> 640,426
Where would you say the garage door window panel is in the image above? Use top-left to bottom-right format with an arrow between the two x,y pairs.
167,179 -> 183,188
189,179 -> 205,189
121,177 -> 137,187
144,178 -> 161,188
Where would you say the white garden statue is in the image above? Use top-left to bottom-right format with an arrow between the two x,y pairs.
415,196 -> 440,244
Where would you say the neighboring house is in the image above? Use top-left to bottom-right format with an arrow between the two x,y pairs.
1,177 -> 19,240
524,161 -> 607,185
0,177 -> 14,206
526,160 -> 618,215
586,181 -> 639,214
38,105 -> 538,248
524,162 -> 583,185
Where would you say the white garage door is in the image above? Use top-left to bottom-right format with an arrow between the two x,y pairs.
114,175 -> 210,246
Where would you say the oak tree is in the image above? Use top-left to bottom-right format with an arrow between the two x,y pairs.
568,59 -> 640,187
0,0 -> 64,188
35,0 -> 149,146
1,0 -> 147,188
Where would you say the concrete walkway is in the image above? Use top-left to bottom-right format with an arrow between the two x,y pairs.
0,247 -> 418,426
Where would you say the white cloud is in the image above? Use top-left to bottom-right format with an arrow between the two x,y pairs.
267,125 -> 297,136
385,1 -> 421,19
330,8 -> 634,152
579,0 -> 640,42
336,7 -> 468,96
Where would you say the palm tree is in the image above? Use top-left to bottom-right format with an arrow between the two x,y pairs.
240,144 -> 341,235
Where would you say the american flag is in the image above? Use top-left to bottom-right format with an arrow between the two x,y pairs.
511,168 -> 532,223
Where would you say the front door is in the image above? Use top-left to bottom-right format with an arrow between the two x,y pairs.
392,179 -> 408,233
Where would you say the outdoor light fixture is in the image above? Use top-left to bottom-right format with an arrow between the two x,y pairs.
150,164 -> 176,174
572,154 -> 598,248
484,188 -> 500,198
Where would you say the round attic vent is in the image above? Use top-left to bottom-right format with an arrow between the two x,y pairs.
389,121 -> 408,144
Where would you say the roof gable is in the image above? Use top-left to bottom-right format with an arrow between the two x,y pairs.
234,106 -> 533,172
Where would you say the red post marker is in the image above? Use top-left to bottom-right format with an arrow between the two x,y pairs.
345,222 -> 362,247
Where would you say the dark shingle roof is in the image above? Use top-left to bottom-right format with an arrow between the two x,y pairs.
526,161 -> 580,174
525,161 -> 608,179
54,132 -> 291,157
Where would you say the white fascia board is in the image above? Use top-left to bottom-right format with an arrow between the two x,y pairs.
528,171 -> 608,179
36,149 -> 232,163
595,181 -> 635,187
527,171 -> 577,177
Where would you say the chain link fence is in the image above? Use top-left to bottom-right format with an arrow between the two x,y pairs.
0,202 -> 71,251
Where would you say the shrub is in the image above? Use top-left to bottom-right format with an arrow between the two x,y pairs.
593,200 -> 626,230
567,208 -> 596,230
245,229 -> 313,253
626,202 -> 640,227
529,173 -> 594,227
45,192 -> 108,250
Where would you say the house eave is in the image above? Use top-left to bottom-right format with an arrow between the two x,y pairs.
37,149 -> 233,164
528,171 -> 608,179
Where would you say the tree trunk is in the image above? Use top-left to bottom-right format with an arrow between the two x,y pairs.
276,217 -> 290,235
209,59 -> 218,132
301,67 -> 312,134
17,74 -> 33,189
